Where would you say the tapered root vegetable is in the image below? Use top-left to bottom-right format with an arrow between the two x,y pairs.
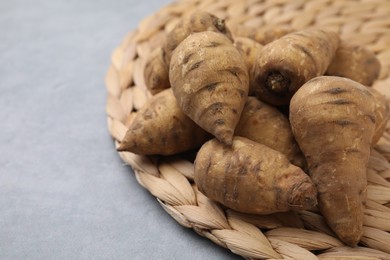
234,37 -> 263,73
143,11 -> 232,95
230,24 -> 294,45
233,37 -> 263,95
289,76 -> 377,246
169,31 -> 249,145
252,28 -> 340,105
117,89 -> 210,155
235,97 -> 306,169
326,42 -> 381,87
368,87 -> 390,144
194,137 -> 317,214
144,47 -> 170,95
163,11 -> 232,66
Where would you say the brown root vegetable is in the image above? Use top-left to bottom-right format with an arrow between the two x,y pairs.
233,37 -> 263,95
252,28 -> 340,105
230,24 -> 294,45
234,37 -> 263,73
169,31 -> 249,146
326,42 -> 381,87
367,87 -> 390,144
144,47 -> 170,95
194,137 -> 318,214
163,11 -> 232,66
143,11 -> 232,95
235,97 -> 306,169
117,89 -> 210,155
289,76 -> 377,246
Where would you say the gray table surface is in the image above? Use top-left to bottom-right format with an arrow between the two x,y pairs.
0,1 -> 242,259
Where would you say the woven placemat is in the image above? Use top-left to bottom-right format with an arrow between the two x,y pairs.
105,0 -> 390,258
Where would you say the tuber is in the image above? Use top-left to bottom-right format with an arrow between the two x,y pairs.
233,37 -> 263,95
235,97 -> 306,169
230,24 -> 294,45
143,11 -> 232,95
194,137 -> 318,215
289,76 -> 377,246
144,47 -> 170,95
367,87 -> 390,144
117,89 -> 210,155
326,42 -> 381,87
234,37 -> 264,72
169,31 -> 249,146
163,11 -> 232,66
252,28 -> 340,105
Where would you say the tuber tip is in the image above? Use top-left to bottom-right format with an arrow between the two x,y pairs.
265,71 -> 290,94
337,229 -> 362,247
215,130 -> 233,146
116,143 -> 127,152
325,207 -> 364,246
288,180 -> 318,211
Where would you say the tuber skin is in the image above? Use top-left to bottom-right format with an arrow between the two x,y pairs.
367,87 -> 390,144
252,28 -> 340,105
163,11 -> 233,66
233,37 -> 264,95
235,97 -> 306,169
230,24 -> 294,45
234,37 -> 264,72
117,89 -> 210,155
289,76 -> 377,246
143,11 -> 232,95
169,31 -> 249,146
144,47 -> 170,95
326,42 -> 381,87
194,137 -> 318,215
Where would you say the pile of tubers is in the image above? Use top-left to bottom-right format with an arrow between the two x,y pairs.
118,11 -> 389,247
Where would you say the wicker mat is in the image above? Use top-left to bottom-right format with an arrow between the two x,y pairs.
105,0 -> 390,259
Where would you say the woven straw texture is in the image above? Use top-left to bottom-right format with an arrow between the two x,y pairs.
105,0 -> 390,259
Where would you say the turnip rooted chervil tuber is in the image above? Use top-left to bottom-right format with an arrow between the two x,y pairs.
289,76 -> 377,246
163,11 -> 232,67
252,28 -> 340,105
229,24 -> 294,45
194,137 -> 318,215
326,41 -> 381,87
144,11 -> 232,95
169,31 -> 249,146
233,37 -> 264,95
235,97 -> 306,169
117,89 -> 210,155
368,87 -> 390,144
